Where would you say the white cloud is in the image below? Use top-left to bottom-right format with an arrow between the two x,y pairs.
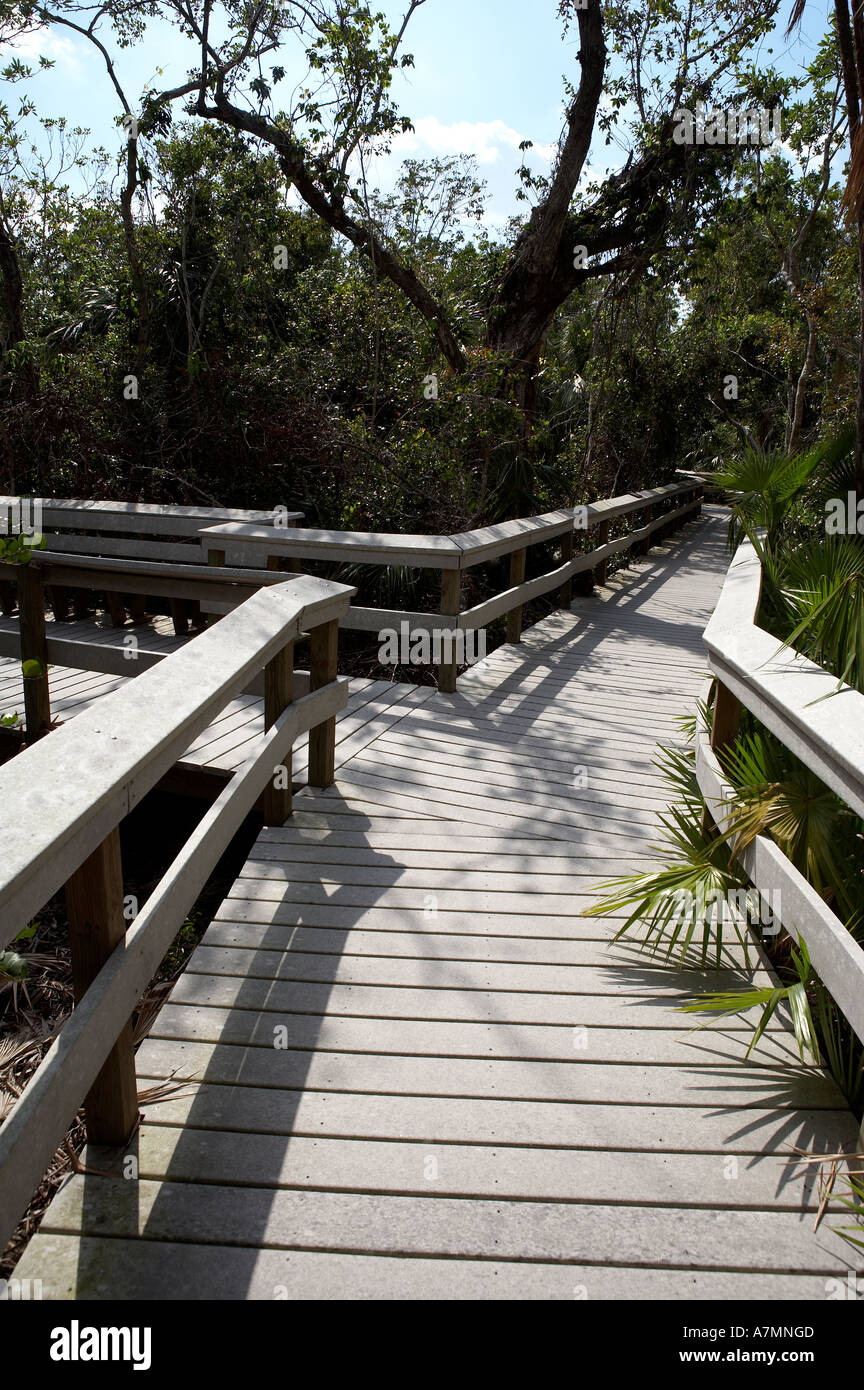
8,27 -> 81,73
393,116 -> 556,166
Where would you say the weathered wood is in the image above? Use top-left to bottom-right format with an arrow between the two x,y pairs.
0,497 -> 302,537
505,547 -> 526,643
201,524 -> 463,570
459,553 -> 590,630
169,597 -> 189,636
557,531 -> 574,609
17,562 -> 51,741
15,519 -> 856,1298
0,578 -> 16,615
710,678 -> 741,752
262,639 -> 294,824
696,716 -> 864,1047
104,591 -> 128,627
0,676 -> 349,1256
438,569 -> 461,693
594,521 -> 609,585
65,828 -> 139,1146
453,512 -> 573,569
127,594 -> 148,625
46,584 -> 71,622
0,576 -> 354,944
205,549 -> 227,627
308,619 -> 339,787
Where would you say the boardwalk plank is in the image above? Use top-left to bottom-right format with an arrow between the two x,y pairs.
15,509 -> 863,1299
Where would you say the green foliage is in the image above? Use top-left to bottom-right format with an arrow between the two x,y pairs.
705,430 -> 854,550
586,740 -> 751,966
681,938 -> 819,1064
774,536 -> 864,692
0,950 -> 28,982
0,531 -> 43,564
718,726 -> 863,925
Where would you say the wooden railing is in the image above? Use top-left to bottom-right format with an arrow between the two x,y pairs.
200,480 -> 703,691
3,554 -> 299,740
0,482 -> 703,738
698,540 -> 864,1048
0,495 -> 302,630
0,573 -> 354,1254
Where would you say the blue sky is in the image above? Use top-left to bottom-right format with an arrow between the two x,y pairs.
4,0 -> 832,233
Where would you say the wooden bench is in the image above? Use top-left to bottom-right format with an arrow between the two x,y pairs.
0,497 -> 302,632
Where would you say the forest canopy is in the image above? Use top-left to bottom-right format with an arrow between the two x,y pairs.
0,0 -> 859,529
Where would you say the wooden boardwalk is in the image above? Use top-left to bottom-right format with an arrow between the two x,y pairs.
14,509 -> 863,1299
0,618 -> 421,780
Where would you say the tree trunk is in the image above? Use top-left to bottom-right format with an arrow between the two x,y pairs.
0,186 -> 39,395
857,218 -> 864,501
787,315 -> 818,453
119,137 -> 150,376
0,214 -> 25,352
834,0 -> 864,502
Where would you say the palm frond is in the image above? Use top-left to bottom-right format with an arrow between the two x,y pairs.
587,803 -> 750,966
718,727 -> 863,923
681,940 -> 819,1062
775,536 -> 864,693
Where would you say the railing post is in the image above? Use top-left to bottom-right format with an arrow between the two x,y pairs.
65,828 -> 139,1146
645,501 -> 658,551
558,530 -> 574,610
0,577 -> 15,615
702,678 -> 742,834
634,504 -> 652,557
506,546 -> 526,643
46,584 -> 70,622
126,594 -> 147,625
594,521 -> 609,586
268,553 -> 301,574
710,679 -> 741,752
262,638 -> 295,824
205,549 -> 226,628
308,618 -> 339,786
438,569 -> 461,693
17,562 -> 51,742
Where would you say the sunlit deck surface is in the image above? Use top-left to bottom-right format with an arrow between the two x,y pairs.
14,510 -> 863,1300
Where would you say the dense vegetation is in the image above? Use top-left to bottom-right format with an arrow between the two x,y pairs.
1,1 -> 861,529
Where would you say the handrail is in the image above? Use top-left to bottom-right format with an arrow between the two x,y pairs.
0,495 -> 303,535
698,540 -> 864,1047
0,573 -> 354,1252
703,541 -> 864,819
199,482 -> 697,566
200,480 -> 703,690
0,573 -> 352,941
